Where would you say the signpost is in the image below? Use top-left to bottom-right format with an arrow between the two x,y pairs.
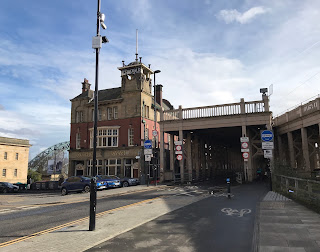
261,130 -> 274,150
144,140 -> 152,149
176,154 -> 183,161
145,154 -> 151,162
144,139 -> 152,187
261,130 -> 274,142
241,142 -> 248,149
240,137 -> 249,142
264,150 -> 272,158
240,137 -> 249,162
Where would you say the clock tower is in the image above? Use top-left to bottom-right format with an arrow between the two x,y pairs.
117,57 -> 155,118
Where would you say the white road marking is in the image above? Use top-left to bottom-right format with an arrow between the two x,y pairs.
221,208 -> 251,217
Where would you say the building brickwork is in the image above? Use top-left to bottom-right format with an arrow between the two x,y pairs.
69,58 -> 172,181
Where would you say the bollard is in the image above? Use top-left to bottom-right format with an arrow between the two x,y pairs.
227,178 -> 231,199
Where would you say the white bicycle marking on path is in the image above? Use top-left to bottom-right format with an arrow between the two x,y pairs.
212,192 -> 234,198
221,208 -> 251,217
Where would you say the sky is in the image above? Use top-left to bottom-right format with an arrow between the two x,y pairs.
1,0 -> 320,160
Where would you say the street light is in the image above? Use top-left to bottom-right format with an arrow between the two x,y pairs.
89,0 -> 108,232
153,70 -> 161,186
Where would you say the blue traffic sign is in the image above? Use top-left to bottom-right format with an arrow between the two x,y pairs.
261,130 -> 273,142
144,140 -> 152,149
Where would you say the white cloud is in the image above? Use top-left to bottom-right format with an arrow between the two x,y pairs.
148,47 -> 255,108
217,6 -> 269,24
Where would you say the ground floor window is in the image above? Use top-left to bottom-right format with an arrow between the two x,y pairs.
87,159 -> 103,175
105,159 -> 121,175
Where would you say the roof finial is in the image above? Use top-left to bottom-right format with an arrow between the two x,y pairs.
135,29 -> 138,62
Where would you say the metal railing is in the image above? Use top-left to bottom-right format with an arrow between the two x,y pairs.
273,174 -> 320,203
274,95 -> 320,126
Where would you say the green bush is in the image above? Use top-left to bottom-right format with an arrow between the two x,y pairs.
27,169 -> 42,182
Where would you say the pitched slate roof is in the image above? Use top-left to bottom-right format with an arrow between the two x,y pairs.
71,87 -> 122,101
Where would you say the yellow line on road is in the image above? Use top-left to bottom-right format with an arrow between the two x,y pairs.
0,196 -> 163,248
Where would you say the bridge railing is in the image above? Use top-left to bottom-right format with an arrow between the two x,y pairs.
274,95 -> 320,126
162,99 -> 267,121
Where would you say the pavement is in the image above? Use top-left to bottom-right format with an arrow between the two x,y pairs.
1,184 -> 320,252
257,191 -> 320,252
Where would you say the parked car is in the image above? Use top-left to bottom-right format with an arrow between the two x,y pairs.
96,175 -> 121,188
120,177 -> 140,187
60,176 -> 107,196
97,175 -> 140,187
0,182 -> 19,193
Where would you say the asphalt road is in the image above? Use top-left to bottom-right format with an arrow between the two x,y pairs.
87,182 -> 269,252
0,189 -> 168,245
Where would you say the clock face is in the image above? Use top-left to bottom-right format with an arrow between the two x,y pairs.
121,67 -> 141,76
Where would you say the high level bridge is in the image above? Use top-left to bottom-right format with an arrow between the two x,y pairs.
159,94 -> 272,183
273,95 -> 320,175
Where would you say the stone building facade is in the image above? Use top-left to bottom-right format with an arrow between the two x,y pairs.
0,137 -> 31,183
69,58 -> 173,181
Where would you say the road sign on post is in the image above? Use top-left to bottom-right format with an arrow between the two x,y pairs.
261,130 -> 274,149
144,140 -> 152,149
241,142 -> 248,149
264,150 -> 273,158
176,154 -> 183,161
261,130 -> 273,142
240,137 -> 249,142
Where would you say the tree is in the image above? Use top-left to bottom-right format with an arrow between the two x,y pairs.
27,169 -> 42,182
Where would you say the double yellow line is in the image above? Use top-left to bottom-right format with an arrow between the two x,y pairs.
0,196 -> 163,248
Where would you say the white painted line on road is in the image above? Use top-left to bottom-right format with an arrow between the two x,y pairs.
0,209 -> 14,214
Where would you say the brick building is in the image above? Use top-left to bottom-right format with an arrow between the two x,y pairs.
0,137 -> 31,183
69,57 -> 173,181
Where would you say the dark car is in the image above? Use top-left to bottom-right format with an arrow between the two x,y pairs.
120,177 -> 140,187
0,182 -> 19,193
61,176 -> 107,196
96,175 -> 121,188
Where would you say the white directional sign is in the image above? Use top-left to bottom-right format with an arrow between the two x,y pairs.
175,151 -> 183,155
264,150 -> 273,158
144,149 -> 152,155
174,141 -> 182,145
241,149 -> 249,152
145,154 -> 151,161
240,137 -> 249,142
262,142 -> 274,150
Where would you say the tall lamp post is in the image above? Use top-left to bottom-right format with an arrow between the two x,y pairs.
153,70 -> 161,186
89,0 -> 108,231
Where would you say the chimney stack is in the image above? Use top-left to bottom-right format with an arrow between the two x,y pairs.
156,84 -> 163,107
82,78 -> 91,93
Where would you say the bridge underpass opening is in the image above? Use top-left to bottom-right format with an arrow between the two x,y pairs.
163,125 -> 270,183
